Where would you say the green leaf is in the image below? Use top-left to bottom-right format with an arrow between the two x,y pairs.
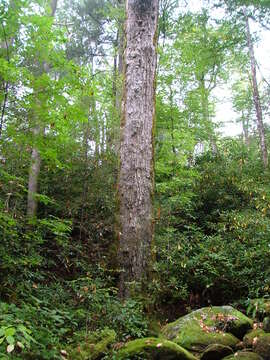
17,325 -> 27,333
6,336 -> 15,345
4,328 -> 15,337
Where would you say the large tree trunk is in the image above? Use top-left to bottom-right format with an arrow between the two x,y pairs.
118,0 -> 159,298
245,13 -> 268,168
27,0 -> 58,217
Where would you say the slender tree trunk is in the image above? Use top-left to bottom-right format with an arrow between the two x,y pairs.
111,0 -> 124,152
27,0 -> 58,217
245,13 -> 268,168
27,125 -> 42,217
0,7 -> 12,140
116,24 -> 124,112
200,78 -> 218,155
0,81 -> 8,139
242,113 -> 250,147
79,114 -> 91,240
113,38 -> 118,100
169,87 -> 176,156
118,0 -> 159,298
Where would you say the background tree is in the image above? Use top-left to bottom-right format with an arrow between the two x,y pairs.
245,8 -> 268,167
27,0 -> 58,217
214,0 -> 270,167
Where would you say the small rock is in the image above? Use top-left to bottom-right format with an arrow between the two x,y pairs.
243,329 -> 266,348
223,350 -> 263,359
200,344 -> 233,360
236,342 -> 245,350
253,333 -> 270,360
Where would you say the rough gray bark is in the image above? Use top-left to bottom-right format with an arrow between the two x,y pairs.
27,0 -> 58,217
245,14 -> 268,168
118,0 -> 159,298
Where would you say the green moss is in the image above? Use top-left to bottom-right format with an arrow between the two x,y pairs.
67,328 -> 116,359
162,306 -> 252,352
263,317 -> 270,332
243,329 -> 266,347
223,351 -> 263,359
253,333 -> 270,360
169,326 -> 238,353
243,330 -> 270,359
117,337 -> 197,360
148,319 -> 162,337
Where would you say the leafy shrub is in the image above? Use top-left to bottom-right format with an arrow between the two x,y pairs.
68,272 -> 149,340
154,143 -> 270,307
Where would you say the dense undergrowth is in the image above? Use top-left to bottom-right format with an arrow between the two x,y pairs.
1,138 -> 270,358
1,1 -> 270,357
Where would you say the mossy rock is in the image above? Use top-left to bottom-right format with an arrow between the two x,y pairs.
116,337 -> 197,360
162,306 -> 252,352
200,344 -> 233,360
223,351 -> 263,359
263,317 -> 270,333
243,329 -> 266,348
67,328 -> 116,359
253,333 -> 270,360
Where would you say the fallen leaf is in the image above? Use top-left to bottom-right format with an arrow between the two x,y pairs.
7,344 -> 14,353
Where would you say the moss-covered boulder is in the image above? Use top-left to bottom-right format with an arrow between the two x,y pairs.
161,306 -> 252,352
116,337 -> 197,360
243,329 -> 266,348
263,317 -> 270,332
253,333 -> 270,360
223,351 -> 263,359
200,344 -> 233,360
243,330 -> 270,359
